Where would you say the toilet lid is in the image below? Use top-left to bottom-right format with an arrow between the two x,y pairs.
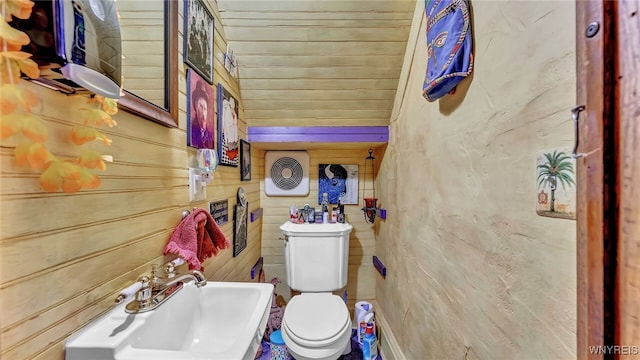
283,293 -> 350,343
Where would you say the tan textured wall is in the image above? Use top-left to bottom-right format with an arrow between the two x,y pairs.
0,1 -> 262,359
376,1 -> 577,359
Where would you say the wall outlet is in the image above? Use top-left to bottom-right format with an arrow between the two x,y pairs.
189,168 -> 207,202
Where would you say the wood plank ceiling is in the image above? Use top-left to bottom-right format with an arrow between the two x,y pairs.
216,0 -> 416,128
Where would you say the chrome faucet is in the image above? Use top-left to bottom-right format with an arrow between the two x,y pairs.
125,262 -> 207,314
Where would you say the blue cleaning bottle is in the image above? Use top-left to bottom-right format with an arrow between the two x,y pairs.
362,323 -> 378,360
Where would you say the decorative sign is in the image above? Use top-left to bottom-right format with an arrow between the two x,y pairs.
209,199 -> 229,226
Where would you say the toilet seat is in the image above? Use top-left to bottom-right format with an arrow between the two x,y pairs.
281,293 -> 352,359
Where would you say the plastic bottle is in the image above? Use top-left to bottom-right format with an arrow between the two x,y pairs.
359,312 -> 375,345
321,193 -> 329,223
356,302 -> 374,345
362,323 -> 378,360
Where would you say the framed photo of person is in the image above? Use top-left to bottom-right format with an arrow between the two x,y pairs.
186,69 -> 215,149
217,83 -> 239,166
240,140 -> 251,181
184,0 -> 214,84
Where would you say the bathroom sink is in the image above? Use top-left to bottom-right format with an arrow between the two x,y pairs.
65,281 -> 273,360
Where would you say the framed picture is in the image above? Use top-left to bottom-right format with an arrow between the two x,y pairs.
217,83 -> 239,166
233,202 -> 248,257
536,149 -> 576,220
186,69 -> 215,149
184,0 -> 214,84
240,140 -> 251,181
318,164 -> 359,204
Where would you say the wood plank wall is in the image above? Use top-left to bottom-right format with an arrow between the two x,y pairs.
260,148 -> 379,314
0,1 -> 262,359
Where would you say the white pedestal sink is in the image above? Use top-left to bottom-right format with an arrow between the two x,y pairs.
65,281 -> 274,360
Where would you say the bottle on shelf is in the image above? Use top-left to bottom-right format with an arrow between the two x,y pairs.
321,193 -> 329,223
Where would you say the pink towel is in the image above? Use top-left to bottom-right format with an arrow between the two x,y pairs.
164,208 -> 230,270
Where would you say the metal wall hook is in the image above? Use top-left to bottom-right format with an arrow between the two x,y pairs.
571,105 -> 586,158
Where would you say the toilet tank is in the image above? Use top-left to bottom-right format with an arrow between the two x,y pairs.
280,222 -> 353,292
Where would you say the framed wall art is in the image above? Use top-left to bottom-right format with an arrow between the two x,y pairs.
186,69 -> 215,149
217,83 -> 239,166
240,140 -> 251,181
233,202 -> 248,257
184,0 -> 214,84
536,149 -> 576,220
318,164 -> 359,204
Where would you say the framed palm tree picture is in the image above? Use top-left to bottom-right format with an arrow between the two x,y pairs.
536,149 -> 576,219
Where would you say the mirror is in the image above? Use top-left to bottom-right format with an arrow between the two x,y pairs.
117,0 -> 178,127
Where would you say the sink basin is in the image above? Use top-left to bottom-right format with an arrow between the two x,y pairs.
65,281 -> 274,360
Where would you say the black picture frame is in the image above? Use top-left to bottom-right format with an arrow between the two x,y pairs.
217,83 -> 239,167
233,203 -> 248,257
183,0 -> 214,84
240,140 -> 251,181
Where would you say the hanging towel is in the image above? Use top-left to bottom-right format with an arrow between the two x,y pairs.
422,0 -> 474,102
164,208 -> 230,270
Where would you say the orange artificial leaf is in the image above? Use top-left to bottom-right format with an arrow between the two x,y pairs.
39,160 -> 73,192
1,84 -> 21,114
101,97 -> 118,115
3,0 -> 35,20
59,164 -> 100,193
20,113 -> 48,142
70,126 -> 96,145
17,57 -> 39,79
14,141 -> 55,169
81,108 -> 117,127
39,161 -> 91,193
39,162 -> 62,192
88,94 -> 104,105
0,18 -> 30,47
76,167 -> 101,188
61,178 -> 82,193
0,40 -> 23,51
1,83 -> 38,112
70,126 -> 113,146
20,86 -> 39,110
78,150 -> 107,170
0,112 -> 23,139
1,59 -> 22,84
0,51 -> 31,60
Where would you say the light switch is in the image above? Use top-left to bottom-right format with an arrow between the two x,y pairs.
189,168 -> 207,202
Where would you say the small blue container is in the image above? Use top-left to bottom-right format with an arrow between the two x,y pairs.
270,330 -> 290,360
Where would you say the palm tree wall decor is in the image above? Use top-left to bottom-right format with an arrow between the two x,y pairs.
537,149 -> 576,218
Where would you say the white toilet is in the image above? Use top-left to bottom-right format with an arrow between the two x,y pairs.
279,222 -> 354,360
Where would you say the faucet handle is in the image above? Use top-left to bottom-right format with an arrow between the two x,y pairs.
164,262 -> 176,278
135,275 -> 152,301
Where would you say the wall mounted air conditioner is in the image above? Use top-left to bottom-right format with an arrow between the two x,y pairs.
265,151 -> 309,196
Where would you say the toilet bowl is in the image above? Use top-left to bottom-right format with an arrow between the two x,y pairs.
280,293 -> 352,360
